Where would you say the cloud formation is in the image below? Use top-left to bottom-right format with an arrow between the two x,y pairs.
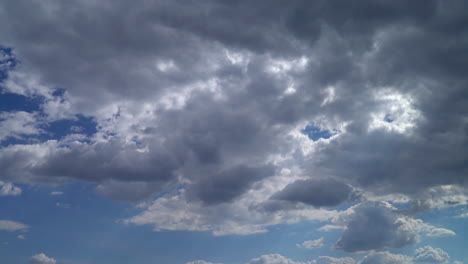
414,246 -> 450,263
0,0 -> 466,248
427,228 -> 456,237
0,181 -> 21,196
30,253 -> 56,264
334,202 -> 431,252
359,252 -> 411,264
0,220 -> 29,232
297,237 -> 325,249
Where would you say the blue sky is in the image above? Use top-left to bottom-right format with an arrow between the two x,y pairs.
1,1 -> 468,264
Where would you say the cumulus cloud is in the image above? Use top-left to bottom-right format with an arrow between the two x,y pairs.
0,220 -> 29,232
414,246 -> 450,263
0,181 -> 21,196
359,252 -> 411,264
30,253 -> 56,264
297,237 -> 325,249
334,202 -> 431,252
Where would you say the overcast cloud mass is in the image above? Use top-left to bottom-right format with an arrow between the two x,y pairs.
0,0 -> 467,263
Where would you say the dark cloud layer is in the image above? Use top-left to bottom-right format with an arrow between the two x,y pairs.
335,202 -> 427,252
271,178 -> 357,207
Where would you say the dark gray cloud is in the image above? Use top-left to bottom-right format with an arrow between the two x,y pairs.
335,202 -> 429,252
271,178 -> 358,207
186,164 -> 275,205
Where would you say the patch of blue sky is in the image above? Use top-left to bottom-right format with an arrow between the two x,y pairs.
301,123 -> 339,141
0,184 -> 352,264
0,93 -> 42,113
39,115 -> 97,140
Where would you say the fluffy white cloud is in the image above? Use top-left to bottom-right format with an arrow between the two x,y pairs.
0,181 -> 21,196
0,111 -> 42,142
30,253 -> 56,264
297,237 -> 325,249
414,246 -> 450,263
359,252 -> 411,264
0,220 -> 29,232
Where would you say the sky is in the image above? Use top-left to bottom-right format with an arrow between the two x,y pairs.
0,0 -> 467,264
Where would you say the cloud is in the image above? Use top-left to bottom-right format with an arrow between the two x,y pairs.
297,237 -> 325,249
0,220 -> 29,232
271,178 -> 358,208
359,252 -> 411,264
315,256 -> 355,264
334,202 -> 431,252
455,212 -> 468,218
186,164 -> 276,205
186,261 -> 222,264
49,191 -> 63,196
0,111 -> 42,142
30,253 -> 56,264
317,225 -> 346,232
414,246 -> 450,263
248,254 -> 308,264
0,181 -> 21,196
0,0 -> 467,241
427,228 -> 456,237
246,254 -> 355,264
123,189 -> 337,236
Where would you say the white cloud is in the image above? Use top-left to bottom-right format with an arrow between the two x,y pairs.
297,237 -> 325,249
50,191 -> 63,196
186,261 -> 223,264
0,220 -> 29,232
248,254 -> 309,264
414,246 -> 450,263
315,256 -> 355,264
317,225 -> 346,232
30,253 -> 56,264
359,252 -> 411,264
0,181 -> 22,196
0,111 -> 42,142
427,228 -> 456,237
